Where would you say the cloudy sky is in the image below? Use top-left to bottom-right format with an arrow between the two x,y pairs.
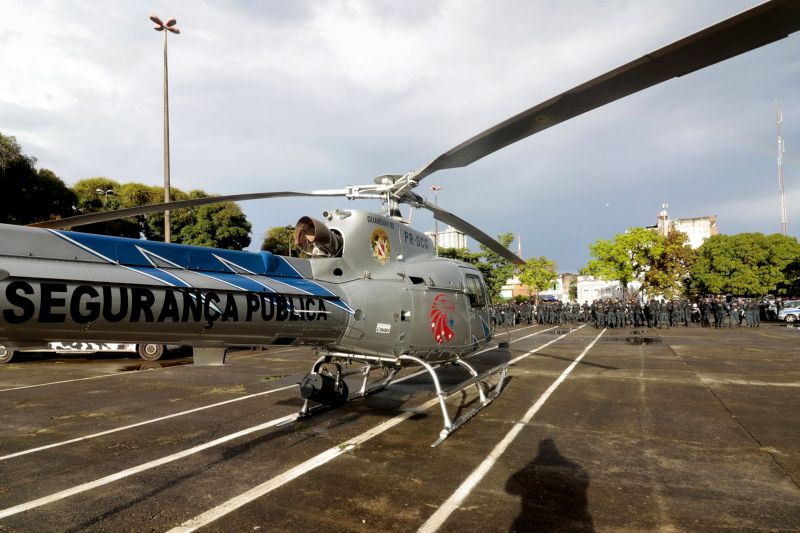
1,0 -> 798,271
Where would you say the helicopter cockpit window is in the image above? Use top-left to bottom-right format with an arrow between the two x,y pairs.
465,274 -> 486,308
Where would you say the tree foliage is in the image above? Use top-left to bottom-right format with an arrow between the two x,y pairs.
261,225 -> 297,256
642,229 -> 696,298
438,233 -> 516,303
478,233 -> 517,302
689,233 -> 800,296
177,195 -> 252,250
779,257 -> 800,296
70,177 -> 140,238
0,132 -> 77,225
582,227 -> 662,296
71,179 -> 252,250
518,256 -> 557,301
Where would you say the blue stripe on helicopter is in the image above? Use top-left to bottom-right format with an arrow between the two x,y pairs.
199,272 -> 274,293
56,230 -> 299,277
50,230 -> 354,313
126,266 -> 191,288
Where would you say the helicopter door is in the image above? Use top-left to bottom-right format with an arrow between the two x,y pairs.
462,270 -> 493,346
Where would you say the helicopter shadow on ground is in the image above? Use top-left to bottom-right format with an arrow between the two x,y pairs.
506,438 -> 594,532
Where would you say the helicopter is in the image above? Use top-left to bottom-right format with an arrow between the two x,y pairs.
0,0 -> 798,445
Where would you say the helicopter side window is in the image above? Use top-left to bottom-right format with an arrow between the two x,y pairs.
465,274 -> 486,308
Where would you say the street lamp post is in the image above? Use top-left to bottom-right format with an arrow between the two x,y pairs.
95,188 -> 115,207
149,15 -> 180,243
430,185 -> 442,255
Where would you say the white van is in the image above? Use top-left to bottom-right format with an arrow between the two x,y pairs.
0,342 -> 169,364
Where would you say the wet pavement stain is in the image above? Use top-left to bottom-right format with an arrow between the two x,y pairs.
547,328 -> 575,335
625,336 -> 661,345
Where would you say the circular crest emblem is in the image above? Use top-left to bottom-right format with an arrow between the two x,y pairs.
370,228 -> 391,264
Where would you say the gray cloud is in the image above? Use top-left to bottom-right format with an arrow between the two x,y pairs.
1,0 -> 797,272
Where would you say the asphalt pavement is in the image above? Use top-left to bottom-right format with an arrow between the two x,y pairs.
0,323 -> 798,532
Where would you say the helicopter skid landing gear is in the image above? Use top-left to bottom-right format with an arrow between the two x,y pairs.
298,354 -> 399,417
418,356 -> 509,448
297,353 -> 508,447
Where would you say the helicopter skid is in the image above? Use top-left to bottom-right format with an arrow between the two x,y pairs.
296,352 -> 509,447
429,358 -> 509,447
297,354 -> 400,418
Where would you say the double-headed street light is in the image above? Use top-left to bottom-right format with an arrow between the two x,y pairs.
95,188 -> 115,207
149,14 -> 180,243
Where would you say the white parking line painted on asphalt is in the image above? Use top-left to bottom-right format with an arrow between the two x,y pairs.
167,326 -> 576,532
0,324 -> 559,522
1,325 -> 539,460
0,372 -> 149,393
0,385 -> 297,462
167,397 -> 441,533
0,413 -> 299,520
417,328 -> 606,533
0,328 -> 533,393
234,346 -> 304,360
0,346 -> 305,393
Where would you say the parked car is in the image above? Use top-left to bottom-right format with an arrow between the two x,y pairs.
777,300 -> 800,323
0,342 -> 174,364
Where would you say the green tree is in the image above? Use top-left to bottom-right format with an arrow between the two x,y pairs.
569,283 -> 578,301
778,257 -> 800,296
478,233 -> 517,302
177,203 -> 250,250
582,227 -> 662,298
518,256 -> 557,302
261,225 -> 297,256
0,133 -> 76,224
174,190 -> 251,250
438,234 -> 516,303
70,177 -> 140,238
438,246 -> 495,292
71,181 -> 252,250
643,229 -> 696,298
689,233 -> 800,296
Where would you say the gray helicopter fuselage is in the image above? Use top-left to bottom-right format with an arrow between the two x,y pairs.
0,210 -> 493,363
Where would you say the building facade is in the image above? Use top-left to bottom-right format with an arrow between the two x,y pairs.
501,273 -> 576,302
425,226 -> 468,249
652,204 -> 717,249
537,273 -> 578,302
576,276 -> 643,303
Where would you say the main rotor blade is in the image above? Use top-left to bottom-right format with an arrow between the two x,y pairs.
413,0 -> 800,182
420,199 -> 524,265
30,190 -> 349,230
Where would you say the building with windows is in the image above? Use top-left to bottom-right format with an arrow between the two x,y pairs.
650,204 -> 717,249
500,273 -> 576,302
577,206 -> 716,302
500,276 -> 528,300
425,226 -> 468,249
576,276 -> 643,303
537,273 -> 578,302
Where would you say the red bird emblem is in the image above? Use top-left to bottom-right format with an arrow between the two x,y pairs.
430,294 -> 455,345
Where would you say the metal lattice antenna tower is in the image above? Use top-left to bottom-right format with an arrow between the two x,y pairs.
777,101 -> 789,236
